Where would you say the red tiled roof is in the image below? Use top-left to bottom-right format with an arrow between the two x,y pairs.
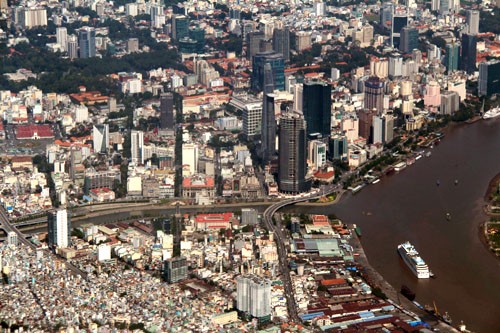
15,125 -> 54,139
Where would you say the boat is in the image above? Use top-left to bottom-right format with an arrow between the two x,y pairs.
394,161 -> 407,172
425,151 -> 432,157
401,285 -> 416,301
355,226 -> 362,237
442,311 -> 453,325
446,213 -> 451,221
454,179 -> 459,185
436,180 -> 440,186
430,270 -> 436,278
416,154 -> 422,160
482,107 -> 500,120
397,241 -> 431,279
372,178 -> 380,184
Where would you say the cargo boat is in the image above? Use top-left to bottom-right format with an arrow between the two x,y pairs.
483,107 -> 500,120
397,241 -> 430,279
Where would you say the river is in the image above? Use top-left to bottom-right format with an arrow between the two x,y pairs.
287,119 -> 500,333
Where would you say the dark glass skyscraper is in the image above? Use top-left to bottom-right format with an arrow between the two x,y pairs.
302,81 -> 332,137
272,27 -> 290,62
172,15 -> 189,41
444,42 -> 460,73
160,92 -> 174,129
461,33 -> 477,75
391,14 -> 408,48
260,63 -> 276,164
247,31 -> 265,60
78,27 -> 96,58
478,59 -> 500,96
252,51 -> 285,91
278,111 -> 311,194
399,26 -> 418,53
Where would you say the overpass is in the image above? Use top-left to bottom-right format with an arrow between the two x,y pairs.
262,184 -> 339,323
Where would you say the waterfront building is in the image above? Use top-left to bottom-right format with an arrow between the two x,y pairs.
252,51 -> 285,91
160,92 -> 174,130
302,81 -> 332,137
440,91 -> 460,115
478,60 -> 500,96
48,209 -> 71,249
92,124 -> 109,154
278,111 -> 311,194
236,275 -> 271,319
78,27 -> 96,58
163,257 -> 188,283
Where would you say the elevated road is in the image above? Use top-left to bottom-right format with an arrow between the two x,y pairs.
0,207 -> 88,280
262,184 -> 339,323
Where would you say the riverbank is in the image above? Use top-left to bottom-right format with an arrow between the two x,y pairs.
480,172 -> 500,259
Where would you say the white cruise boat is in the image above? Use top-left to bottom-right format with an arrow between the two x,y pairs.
483,107 -> 500,120
398,242 -> 430,279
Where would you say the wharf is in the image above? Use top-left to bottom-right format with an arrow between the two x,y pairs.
349,227 -> 460,333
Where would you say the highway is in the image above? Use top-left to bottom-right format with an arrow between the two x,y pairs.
0,206 -> 88,280
262,184 -> 339,323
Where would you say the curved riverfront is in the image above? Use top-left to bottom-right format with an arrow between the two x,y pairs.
287,119 -> 500,333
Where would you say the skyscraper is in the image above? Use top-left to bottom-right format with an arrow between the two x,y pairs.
172,15 -> 189,40
358,109 -> 377,143
131,130 -> 145,164
163,257 -> 188,283
160,92 -> 174,130
399,26 -> 418,53
93,124 -> 109,154
466,10 -> 480,35
278,111 -> 311,194
260,64 -> 276,164
444,42 -> 460,73
247,31 -> 265,60
478,59 -> 500,96
56,27 -> 68,52
272,27 -> 290,62
461,33 -> 477,75
78,27 -> 96,58
391,13 -> 408,48
364,76 -> 385,112
439,0 -> 449,15
302,81 -> 332,137
252,51 -> 285,91
236,276 -> 271,319
68,35 -> 78,60
48,209 -> 71,249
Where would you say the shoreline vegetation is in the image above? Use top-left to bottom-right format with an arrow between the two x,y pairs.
481,172 -> 500,258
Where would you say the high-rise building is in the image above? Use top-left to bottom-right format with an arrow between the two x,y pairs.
182,142 -> 199,175
431,0 -> 440,11
260,64 -> 277,163
461,33 -> 477,75
444,42 -> 460,73
278,111 -> 311,194
56,27 -> 68,52
7,232 -> 18,247
440,91 -> 460,115
391,14 -> 408,48
163,257 -> 188,283
189,27 -> 205,53
466,10 -> 480,35
247,31 -> 265,60
380,2 -> 394,29
14,7 -> 47,29
399,26 -> 418,53
364,76 -> 385,112
439,0 -> 449,14
48,209 -> 71,249
388,54 -> 403,78
330,135 -> 348,160
252,51 -> 285,91
172,15 -> 189,41
372,114 -> 394,144
308,140 -> 327,170
295,31 -> 312,51
358,109 -> 377,143
478,59 -> 500,96
93,124 -> 109,154
302,81 -> 332,137
131,130 -> 145,164
160,92 -> 174,130
127,38 -> 139,53
272,27 -> 290,62
68,35 -> 78,60
242,100 -> 262,139
236,275 -> 271,319
78,27 -> 96,58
